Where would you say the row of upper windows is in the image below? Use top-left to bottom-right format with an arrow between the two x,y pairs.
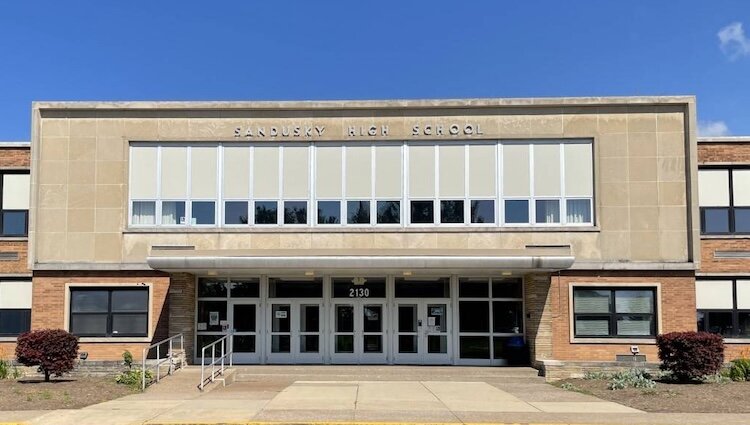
698,168 -> 750,234
128,141 -> 594,227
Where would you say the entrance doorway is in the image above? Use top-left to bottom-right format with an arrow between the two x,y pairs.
229,300 -> 260,363
393,278 -> 452,364
330,277 -> 388,364
266,278 -> 324,364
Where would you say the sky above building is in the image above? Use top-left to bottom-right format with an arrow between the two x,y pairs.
0,1 -> 748,140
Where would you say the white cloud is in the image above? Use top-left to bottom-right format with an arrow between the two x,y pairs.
698,120 -> 731,137
718,22 -> 750,60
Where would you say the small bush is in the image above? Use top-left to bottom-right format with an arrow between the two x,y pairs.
115,369 -> 153,390
0,358 -> 21,380
15,329 -> 79,382
607,369 -> 656,390
122,351 -> 134,370
583,370 -> 610,380
703,373 -> 732,384
728,358 -> 750,382
656,331 -> 724,382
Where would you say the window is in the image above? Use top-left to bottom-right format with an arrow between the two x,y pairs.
573,288 -> 656,338
128,141 -> 593,229
255,201 -> 278,224
284,201 -> 307,224
0,281 -> 31,336
224,201 -> 249,225
699,168 -> 750,234
696,279 -> 750,338
440,200 -> 464,224
69,288 -> 149,337
347,200 -> 370,224
317,201 -> 341,224
376,201 -> 400,224
457,278 -> 524,362
0,172 -> 30,236
410,201 -> 434,224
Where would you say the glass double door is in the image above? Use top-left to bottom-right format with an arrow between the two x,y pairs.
267,300 -> 324,363
331,300 -> 387,364
394,300 -> 451,364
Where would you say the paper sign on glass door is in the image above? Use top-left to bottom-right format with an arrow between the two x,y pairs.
428,317 -> 436,326
275,310 -> 288,319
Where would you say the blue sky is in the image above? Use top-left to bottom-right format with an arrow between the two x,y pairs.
0,1 -> 748,140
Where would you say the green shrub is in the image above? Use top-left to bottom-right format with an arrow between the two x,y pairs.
0,358 -> 21,380
115,369 -> 153,390
583,370 -> 610,380
702,373 -> 732,384
728,358 -> 750,382
122,351 -> 134,370
607,369 -> 656,390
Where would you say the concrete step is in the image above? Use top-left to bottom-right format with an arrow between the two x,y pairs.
233,365 -> 542,382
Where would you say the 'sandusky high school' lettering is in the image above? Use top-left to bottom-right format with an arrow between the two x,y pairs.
412,123 -> 483,136
235,125 -> 326,138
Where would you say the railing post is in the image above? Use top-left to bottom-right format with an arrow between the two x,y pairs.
168,338 -> 173,375
200,346 -> 206,391
142,348 -> 147,391
211,344 -> 216,383
220,338 -> 225,376
156,345 -> 160,383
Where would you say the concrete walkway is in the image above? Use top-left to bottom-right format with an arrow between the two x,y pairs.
2,366 -> 750,424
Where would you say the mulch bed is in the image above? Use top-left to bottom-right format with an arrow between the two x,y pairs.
555,378 -> 750,413
0,377 -> 137,410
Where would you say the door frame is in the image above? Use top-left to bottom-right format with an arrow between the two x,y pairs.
329,299 -> 388,364
265,299 -> 325,364
229,299 -> 261,364
393,298 -> 452,364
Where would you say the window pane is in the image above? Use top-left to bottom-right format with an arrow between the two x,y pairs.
284,201 -> 307,224
492,279 -> 523,298
269,279 -> 323,298
230,279 -> 259,298
376,201 -> 400,224
111,290 -> 148,312
130,202 -> 155,226
735,208 -> 750,233
112,313 -> 148,336
707,311 -> 733,336
459,301 -> 490,332
336,305 -> 354,333
493,301 -> 524,333
535,200 -> 560,224
410,200 -> 434,224
566,199 -> 591,224
197,300 -> 227,332
738,312 -> 750,337
440,200 -> 464,223
224,201 -> 248,225
161,201 -> 186,225
233,304 -> 256,332
317,201 -> 341,224
347,200 -> 370,224
616,315 -> 653,336
504,200 -> 529,224
575,317 -> 610,336
71,290 -> 109,313
574,289 -> 611,314
459,278 -> 489,298
255,201 -> 278,224
192,201 -> 215,225
198,279 -> 228,297
70,314 -> 108,335
0,309 -> 30,335
615,290 -> 653,314
395,278 -> 450,298
703,208 -> 729,233
271,304 -> 291,333
470,200 -> 494,224
460,336 -> 490,359
363,305 -> 382,332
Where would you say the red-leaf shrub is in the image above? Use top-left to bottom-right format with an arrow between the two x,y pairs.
656,331 -> 724,382
15,329 -> 79,381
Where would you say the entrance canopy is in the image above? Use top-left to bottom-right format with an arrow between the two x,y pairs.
147,247 -> 574,275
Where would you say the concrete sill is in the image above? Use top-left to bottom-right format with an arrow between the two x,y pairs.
0,337 -> 19,342
79,337 -> 152,343
570,338 -> 656,344
701,235 -> 750,240
0,236 -> 28,242
124,226 -> 601,234
724,339 -> 750,344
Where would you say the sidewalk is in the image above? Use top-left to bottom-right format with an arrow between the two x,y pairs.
2,366 -> 749,425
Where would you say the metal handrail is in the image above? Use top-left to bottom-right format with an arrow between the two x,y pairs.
141,333 -> 184,391
198,331 -> 233,391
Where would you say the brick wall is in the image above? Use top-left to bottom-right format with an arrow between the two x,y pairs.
524,273 -> 553,366
0,241 -> 29,274
167,273 -> 196,363
700,239 -> 750,273
698,142 -> 750,164
549,270 -> 696,362
31,271 -> 170,361
0,146 -> 30,168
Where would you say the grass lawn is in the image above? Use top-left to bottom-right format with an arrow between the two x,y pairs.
0,377 -> 137,410
554,378 -> 750,413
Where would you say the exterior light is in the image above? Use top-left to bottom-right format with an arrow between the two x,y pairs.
501,271 -> 513,276
304,271 -> 315,276
402,271 -> 412,276
207,271 -> 218,276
